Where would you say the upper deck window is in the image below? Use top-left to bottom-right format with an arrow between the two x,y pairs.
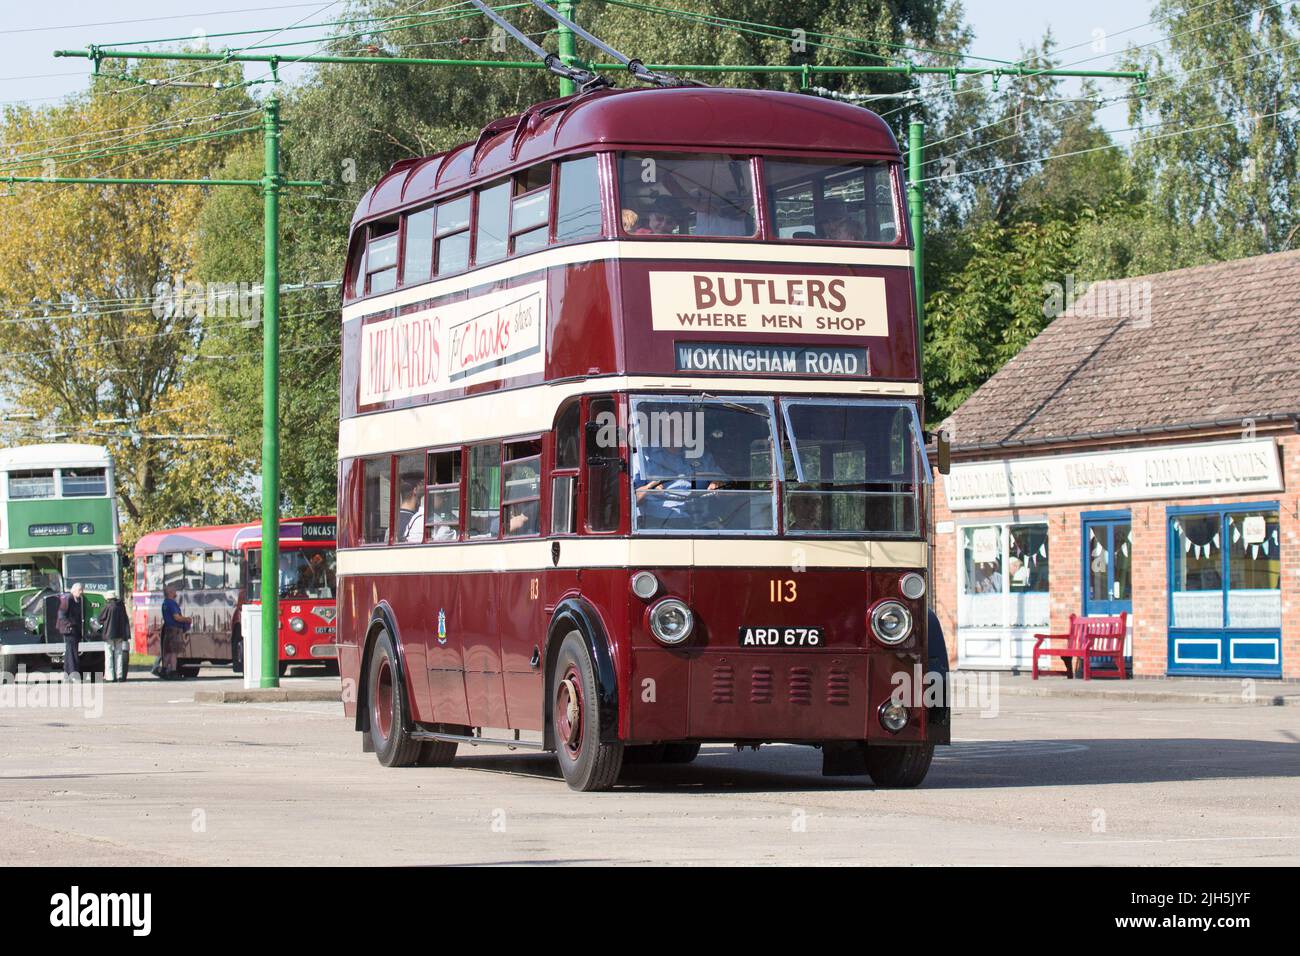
554,156 -> 602,241
474,181 -> 511,266
61,467 -> 107,497
365,222 -> 399,294
435,195 -> 471,276
766,159 -> 898,243
402,207 -> 436,286
619,153 -> 756,238
510,164 -> 551,256
8,470 -> 55,499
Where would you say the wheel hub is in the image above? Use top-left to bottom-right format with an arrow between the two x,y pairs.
556,674 -> 582,749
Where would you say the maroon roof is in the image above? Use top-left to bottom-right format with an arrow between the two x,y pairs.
943,250 -> 1300,450
350,86 -> 901,228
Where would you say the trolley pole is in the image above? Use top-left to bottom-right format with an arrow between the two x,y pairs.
260,95 -> 282,688
907,119 -> 925,364
556,0 -> 578,95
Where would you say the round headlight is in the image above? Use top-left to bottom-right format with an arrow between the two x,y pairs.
900,572 -> 926,600
879,700 -> 910,733
284,643 -> 298,658
631,571 -> 659,600
289,616 -> 306,633
870,601 -> 913,645
649,598 -> 694,645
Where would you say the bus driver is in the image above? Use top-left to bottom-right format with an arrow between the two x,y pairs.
633,441 -> 722,528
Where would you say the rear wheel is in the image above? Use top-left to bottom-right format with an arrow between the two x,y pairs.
178,664 -> 200,679
231,632 -> 243,674
417,739 -> 458,767
366,629 -> 422,767
0,651 -> 18,678
661,741 -> 701,764
552,631 -> 623,792
866,743 -> 934,788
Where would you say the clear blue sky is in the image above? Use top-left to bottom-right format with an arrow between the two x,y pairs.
1,0 -> 1162,122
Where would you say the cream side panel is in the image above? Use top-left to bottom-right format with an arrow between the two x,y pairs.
338,375 -> 921,460
336,538 -> 923,575
340,240 -> 913,321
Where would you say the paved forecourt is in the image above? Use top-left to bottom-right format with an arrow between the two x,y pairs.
0,670 -> 1296,866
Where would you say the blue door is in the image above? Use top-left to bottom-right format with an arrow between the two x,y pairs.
1168,504 -> 1282,678
1082,513 -> 1133,617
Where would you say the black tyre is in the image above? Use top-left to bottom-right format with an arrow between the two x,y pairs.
866,743 -> 934,788
660,741 -> 702,764
366,628 -> 422,767
279,661 -> 290,678
622,743 -> 666,765
416,739 -> 458,767
231,632 -> 243,674
552,630 -> 623,791
178,664 -> 201,679
0,652 -> 18,679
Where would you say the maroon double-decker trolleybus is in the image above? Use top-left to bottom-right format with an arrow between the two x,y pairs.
337,85 -> 948,791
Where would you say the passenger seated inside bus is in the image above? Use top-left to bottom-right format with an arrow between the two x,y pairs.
620,153 -> 756,237
817,200 -> 865,242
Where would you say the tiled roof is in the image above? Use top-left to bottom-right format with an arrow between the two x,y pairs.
942,249 -> 1300,449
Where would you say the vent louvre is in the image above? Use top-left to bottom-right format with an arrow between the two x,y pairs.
826,668 -> 851,706
789,666 -> 812,705
711,664 -> 735,704
750,666 -> 773,704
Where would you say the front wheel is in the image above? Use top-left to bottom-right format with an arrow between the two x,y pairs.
366,629 -> 422,767
552,631 -> 623,791
867,743 -> 934,788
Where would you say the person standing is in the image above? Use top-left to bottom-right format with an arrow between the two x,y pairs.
55,582 -> 85,677
157,585 -> 192,680
97,590 -> 130,682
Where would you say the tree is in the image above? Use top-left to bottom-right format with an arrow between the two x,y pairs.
193,0 -> 970,510
0,60 -> 257,547
1075,0 -> 1300,276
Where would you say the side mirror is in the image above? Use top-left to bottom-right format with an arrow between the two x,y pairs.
936,429 -> 952,476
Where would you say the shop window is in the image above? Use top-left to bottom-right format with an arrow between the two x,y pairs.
361,457 -> 392,545
958,522 -> 1049,629
1170,513 -> 1224,628
1172,508 -> 1281,630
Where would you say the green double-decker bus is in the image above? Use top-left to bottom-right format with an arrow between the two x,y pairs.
0,443 -> 121,675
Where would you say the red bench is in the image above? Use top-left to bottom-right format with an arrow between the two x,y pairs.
1032,613 -> 1128,680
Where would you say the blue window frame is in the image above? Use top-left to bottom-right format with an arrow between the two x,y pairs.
1167,501 -> 1281,678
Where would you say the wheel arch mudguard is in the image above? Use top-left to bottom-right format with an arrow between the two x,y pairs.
354,601 -> 412,735
543,597 -> 620,750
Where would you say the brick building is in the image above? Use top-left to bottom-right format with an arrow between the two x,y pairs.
931,251 -> 1300,679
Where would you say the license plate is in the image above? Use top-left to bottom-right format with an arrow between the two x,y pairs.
738,626 -> 824,648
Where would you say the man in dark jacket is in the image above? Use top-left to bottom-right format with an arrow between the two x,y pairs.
56,582 -> 85,676
97,590 -> 130,682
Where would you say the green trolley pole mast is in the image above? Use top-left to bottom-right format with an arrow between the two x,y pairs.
4,81 -> 319,689
260,96 -> 283,689
556,1 -> 579,96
